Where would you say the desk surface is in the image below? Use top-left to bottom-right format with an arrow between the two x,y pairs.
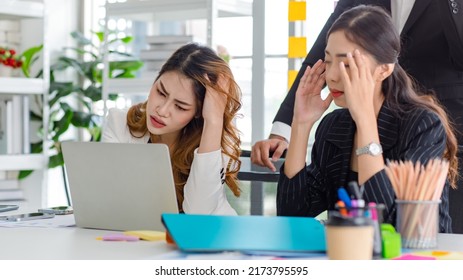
0,226 -> 175,260
0,225 -> 462,259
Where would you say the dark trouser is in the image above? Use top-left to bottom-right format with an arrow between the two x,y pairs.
441,98 -> 463,233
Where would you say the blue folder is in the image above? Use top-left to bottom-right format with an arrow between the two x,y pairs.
161,213 -> 326,253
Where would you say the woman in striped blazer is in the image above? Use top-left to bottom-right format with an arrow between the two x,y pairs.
277,5 -> 458,233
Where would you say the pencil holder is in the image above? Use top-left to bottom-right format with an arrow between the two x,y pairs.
325,213 -> 374,260
396,200 -> 440,249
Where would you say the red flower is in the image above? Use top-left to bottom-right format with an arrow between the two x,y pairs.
0,47 -> 22,69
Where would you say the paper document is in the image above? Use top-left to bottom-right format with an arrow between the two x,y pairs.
0,214 -> 76,228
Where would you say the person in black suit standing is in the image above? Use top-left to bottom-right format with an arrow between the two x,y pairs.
277,5 -> 457,233
251,0 -> 463,232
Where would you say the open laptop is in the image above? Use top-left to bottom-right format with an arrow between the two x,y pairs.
61,142 -> 178,231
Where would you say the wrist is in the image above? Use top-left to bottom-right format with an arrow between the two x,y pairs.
203,117 -> 224,127
290,122 -> 312,138
291,118 -> 316,130
353,111 -> 376,127
356,142 -> 383,157
269,134 -> 288,142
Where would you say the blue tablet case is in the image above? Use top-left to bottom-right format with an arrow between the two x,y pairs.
161,214 -> 326,252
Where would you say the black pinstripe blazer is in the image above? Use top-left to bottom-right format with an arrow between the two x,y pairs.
277,104 -> 452,233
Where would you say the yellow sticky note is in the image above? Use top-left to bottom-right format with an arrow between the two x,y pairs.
124,230 -> 166,241
288,1 -> 306,21
288,70 -> 298,90
288,37 -> 307,58
431,251 -> 451,256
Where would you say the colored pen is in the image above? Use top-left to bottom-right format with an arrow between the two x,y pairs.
369,202 -> 382,256
359,184 -> 365,198
337,187 -> 352,208
347,181 -> 362,199
336,200 -> 348,216
351,200 -> 358,217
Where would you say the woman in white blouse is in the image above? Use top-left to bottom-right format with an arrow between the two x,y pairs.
102,43 -> 242,215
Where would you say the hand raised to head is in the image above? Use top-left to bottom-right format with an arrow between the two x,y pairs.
293,59 -> 332,125
339,49 -> 377,122
202,74 -> 228,124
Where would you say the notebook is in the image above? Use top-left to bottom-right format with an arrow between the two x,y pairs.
161,213 -> 326,253
61,142 -> 178,231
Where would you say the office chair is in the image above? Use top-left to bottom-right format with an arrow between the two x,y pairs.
237,150 -> 284,215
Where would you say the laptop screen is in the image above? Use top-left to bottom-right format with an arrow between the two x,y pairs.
61,142 -> 178,231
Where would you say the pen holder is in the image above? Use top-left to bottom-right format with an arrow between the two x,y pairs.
325,213 -> 374,260
396,200 -> 440,249
333,203 -> 385,257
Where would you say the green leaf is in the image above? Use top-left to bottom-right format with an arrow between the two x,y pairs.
56,56 -> 87,77
20,44 -> 43,78
75,95 -> 93,111
108,93 -> 119,101
120,36 -> 133,44
71,111 -> 95,128
18,170 -> 34,180
50,59 -> 71,71
63,47 -> 98,59
114,71 -> 136,78
49,81 -> 74,93
109,60 -> 143,79
108,50 -> 136,57
108,36 -> 133,45
35,68 -> 44,79
93,67 -> 103,83
52,107 -> 73,141
31,142 -> 44,153
49,86 -> 79,108
94,31 -> 105,42
71,31 -> 93,46
109,60 -> 144,72
48,153 -> 64,169
30,110 -> 42,122
82,85 -> 102,101
59,102 -> 73,113
89,126 -> 102,142
81,61 -> 102,82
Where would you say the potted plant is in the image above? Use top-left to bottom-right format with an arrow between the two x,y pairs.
19,31 -> 143,179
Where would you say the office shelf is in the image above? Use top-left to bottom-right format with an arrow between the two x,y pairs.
0,154 -> 47,171
0,78 -> 45,95
0,0 -> 44,19
102,0 -> 252,108
105,0 -> 252,21
0,0 -> 50,209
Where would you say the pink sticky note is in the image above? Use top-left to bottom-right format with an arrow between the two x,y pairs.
101,234 -> 140,242
393,254 -> 436,260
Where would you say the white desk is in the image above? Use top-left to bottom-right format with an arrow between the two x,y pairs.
0,226 -> 175,260
0,224 -> 462,259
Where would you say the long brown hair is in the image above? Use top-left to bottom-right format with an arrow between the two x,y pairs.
327,5 -> 458,187
126,43 -> 242,209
